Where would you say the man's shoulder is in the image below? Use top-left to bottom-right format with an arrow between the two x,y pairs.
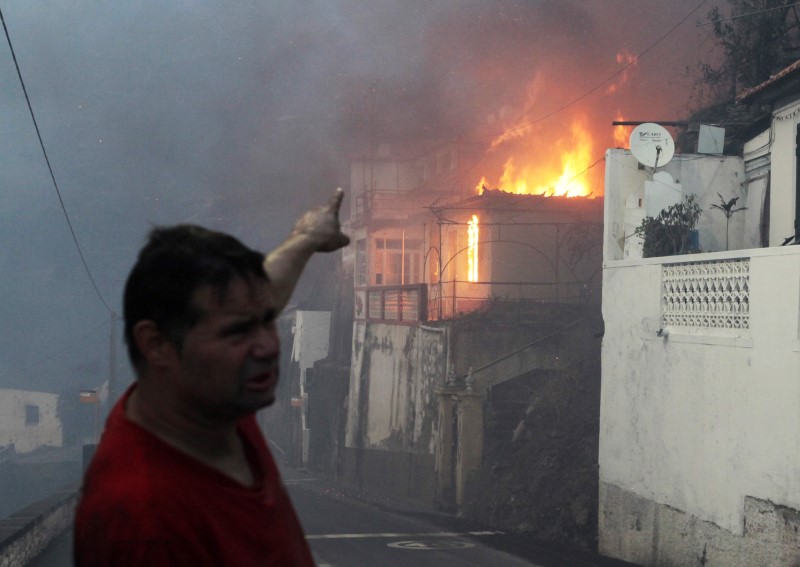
79,410 -> 191,510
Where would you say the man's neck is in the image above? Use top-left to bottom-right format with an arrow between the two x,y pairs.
125,384 -> 255,487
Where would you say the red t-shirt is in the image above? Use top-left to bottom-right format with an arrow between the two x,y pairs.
74,387 -> 315,566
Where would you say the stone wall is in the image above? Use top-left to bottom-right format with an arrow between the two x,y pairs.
600,481 -> 800,566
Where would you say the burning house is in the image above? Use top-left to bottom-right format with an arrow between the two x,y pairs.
328,137 -> 604,512
428,190 -> 603,318
347,141 -> 604,325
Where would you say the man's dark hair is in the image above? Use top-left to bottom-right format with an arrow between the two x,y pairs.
123,224 -> 267,370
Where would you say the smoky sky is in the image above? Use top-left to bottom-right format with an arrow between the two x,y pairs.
0,0 -> 720,393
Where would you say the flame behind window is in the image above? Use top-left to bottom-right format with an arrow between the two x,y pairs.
467,214 -> 479,282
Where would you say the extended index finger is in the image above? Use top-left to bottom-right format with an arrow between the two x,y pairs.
328,187 -> 344,215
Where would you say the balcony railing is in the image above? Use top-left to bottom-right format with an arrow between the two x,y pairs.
355,284 -> 427,323
354,190 -> 418,225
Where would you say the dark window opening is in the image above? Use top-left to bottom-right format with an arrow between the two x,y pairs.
25,404 -> 39,426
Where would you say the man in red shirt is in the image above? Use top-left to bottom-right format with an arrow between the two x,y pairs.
75,189 -> 349,566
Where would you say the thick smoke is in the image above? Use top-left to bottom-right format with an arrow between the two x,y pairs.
0,0 -> 717,393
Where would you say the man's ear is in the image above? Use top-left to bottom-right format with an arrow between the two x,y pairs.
132,320 -> 177,369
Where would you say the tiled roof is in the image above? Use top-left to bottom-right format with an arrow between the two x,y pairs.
736,59 -> 800,102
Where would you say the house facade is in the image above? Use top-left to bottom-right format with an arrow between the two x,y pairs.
0,389 -> 62,454
339,140 -> 604,508
599,61 -> 800,566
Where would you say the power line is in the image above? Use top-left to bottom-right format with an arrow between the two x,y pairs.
450,1 -> 708,192
498,0 -> 710,138
534,154 -> 606,197
0,6 -> 111,313
697,1 -> 800,26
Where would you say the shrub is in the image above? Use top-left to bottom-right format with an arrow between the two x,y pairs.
634,195 -> 702,258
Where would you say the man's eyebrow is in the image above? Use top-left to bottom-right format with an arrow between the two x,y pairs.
220,308 -> 276,334
221,315 -> 259,335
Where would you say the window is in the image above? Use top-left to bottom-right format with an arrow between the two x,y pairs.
372,235 -> 422,285
25,404 -> 39,426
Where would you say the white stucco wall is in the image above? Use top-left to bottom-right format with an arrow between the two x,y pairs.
345,321 -> 445,453
600,246 -> 800,535
604,150 -> 747,261
291,311 -> 331,371
766,98 -> 800,246
0,390 -> 62,453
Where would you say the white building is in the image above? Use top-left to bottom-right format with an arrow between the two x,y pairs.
0,389 -> 62,454
599,60 -> 800,566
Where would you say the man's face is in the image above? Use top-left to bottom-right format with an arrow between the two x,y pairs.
172,276 -> 281,420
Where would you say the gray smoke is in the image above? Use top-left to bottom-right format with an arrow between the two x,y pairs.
0,0 -> 718,393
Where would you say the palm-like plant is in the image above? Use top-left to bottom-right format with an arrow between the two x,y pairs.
710,193 -> 747,251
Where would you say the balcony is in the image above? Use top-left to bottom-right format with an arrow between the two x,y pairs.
353,191 -> 419,227
355,284 -> 427,324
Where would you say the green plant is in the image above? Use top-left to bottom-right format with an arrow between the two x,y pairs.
710,192 -> 747,251
635,195 -> 702,258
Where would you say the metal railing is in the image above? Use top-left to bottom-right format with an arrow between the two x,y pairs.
357,284 -> 427,323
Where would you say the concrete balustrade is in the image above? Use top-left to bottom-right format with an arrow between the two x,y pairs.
0,486 -> 77,567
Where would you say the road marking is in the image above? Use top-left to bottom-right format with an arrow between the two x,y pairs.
388,540 -> 476,550
306,530 -> 503,540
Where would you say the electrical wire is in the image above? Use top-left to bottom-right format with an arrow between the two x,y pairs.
0,6 -> 111,313
497,0 -> 710,138
449,1 -> 709,194
697,1 -> 800,26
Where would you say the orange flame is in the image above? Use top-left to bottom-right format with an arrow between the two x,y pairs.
475,176 -> 488,195
481,116 -> 595,198
467,215 -> 479,282
613,112 -> 632,148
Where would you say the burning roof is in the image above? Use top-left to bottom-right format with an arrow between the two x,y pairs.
433,188 -> 603,216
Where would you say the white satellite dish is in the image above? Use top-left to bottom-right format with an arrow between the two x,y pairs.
629,123 -> 674,169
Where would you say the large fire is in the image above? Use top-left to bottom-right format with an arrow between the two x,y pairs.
476,116 -> 596,198
467,214 -> 479,282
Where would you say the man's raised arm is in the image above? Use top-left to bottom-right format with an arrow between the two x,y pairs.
264,187 -> 350,312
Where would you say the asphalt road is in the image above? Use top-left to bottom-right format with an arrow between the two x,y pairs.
29,468 -> 640,567
284,471 -> 538,567
283,469 -> 639,567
